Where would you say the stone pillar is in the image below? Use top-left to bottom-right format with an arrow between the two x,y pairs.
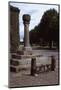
23,14 -> 32,51
31,57 -> 36,76
31,57 -> 38,76
51,56 -> 56,71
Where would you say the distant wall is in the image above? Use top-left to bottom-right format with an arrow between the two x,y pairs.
10,6 -> 20,53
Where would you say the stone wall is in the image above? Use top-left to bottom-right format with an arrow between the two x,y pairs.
10,6 -> 20,53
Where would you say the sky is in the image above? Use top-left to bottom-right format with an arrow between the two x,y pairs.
10,2 -> 59,41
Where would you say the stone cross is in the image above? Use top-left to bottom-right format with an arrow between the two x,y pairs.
23,14 -> 32,51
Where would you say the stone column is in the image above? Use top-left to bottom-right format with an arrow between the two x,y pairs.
23,14 -> 32,51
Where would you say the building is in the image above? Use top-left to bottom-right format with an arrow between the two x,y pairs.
10,5 -> 20,53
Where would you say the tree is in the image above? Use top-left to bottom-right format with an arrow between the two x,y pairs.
29,26 -> 40,44
30,9 -> 59,48
38,9 -> 59,48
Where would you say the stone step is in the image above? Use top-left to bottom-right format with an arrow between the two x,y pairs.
12,54 -> 32,59
17,50 -> 24,55
10,65 -> 20,73
12,54 -> 21,59
17,50 -> 32,55
10,64 -> 31,73
10,58 -> 31,67
11,53 -> 43,59
10,59 -> 19,66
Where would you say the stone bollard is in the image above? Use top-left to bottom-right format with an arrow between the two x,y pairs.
31,57 -> 37,76
51,56 -> 56,71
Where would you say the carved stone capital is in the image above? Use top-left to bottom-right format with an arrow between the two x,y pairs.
22,14 -> 30,24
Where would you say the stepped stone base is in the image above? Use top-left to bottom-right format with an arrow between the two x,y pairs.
10,54 -> 51,73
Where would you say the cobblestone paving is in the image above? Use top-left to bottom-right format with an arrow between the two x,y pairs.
9,50 -> 59,88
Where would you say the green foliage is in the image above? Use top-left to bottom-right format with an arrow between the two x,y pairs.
30,26 -> 39,44
30,9 -> 59,48
39,9 -> 59,41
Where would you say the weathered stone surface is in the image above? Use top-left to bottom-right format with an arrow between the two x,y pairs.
31,58 -> 37,76
17,50 -> 32,55
51,56 -> 56,71
12,54 -> 21,59
22,14 -> 32,51
23,14 -> 30,24
10,6 -> 20,53
10,60 -> 19,66
10,66 -> 20,73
